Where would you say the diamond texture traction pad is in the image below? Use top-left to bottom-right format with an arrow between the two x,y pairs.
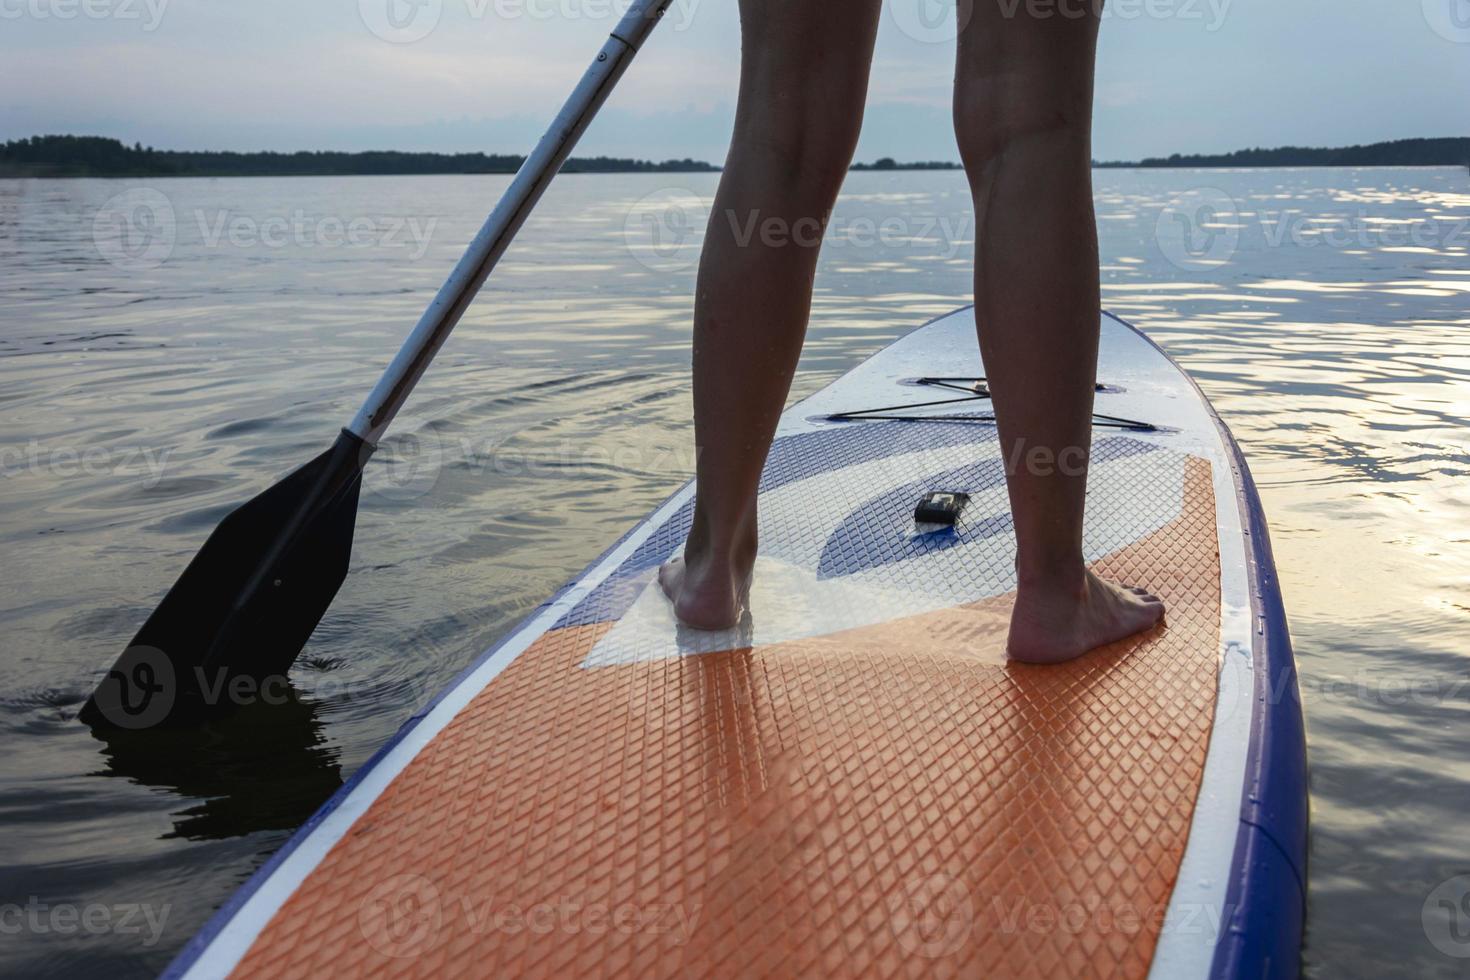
231,443 -> 1221,980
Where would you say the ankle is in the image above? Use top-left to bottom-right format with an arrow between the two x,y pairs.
684,532 -> 755,570
685,505 -> 757,566
1015,557 -> 1087,596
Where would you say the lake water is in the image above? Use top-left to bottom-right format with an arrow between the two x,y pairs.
1,167 -> 1467,977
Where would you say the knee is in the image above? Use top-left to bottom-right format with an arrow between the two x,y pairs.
733,87 -> 866,201
953,74 -> 1091,176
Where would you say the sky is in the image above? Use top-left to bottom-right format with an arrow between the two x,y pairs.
1,0 -> 1467,163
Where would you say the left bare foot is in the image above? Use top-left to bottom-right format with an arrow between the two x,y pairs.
657,523 -> 757,630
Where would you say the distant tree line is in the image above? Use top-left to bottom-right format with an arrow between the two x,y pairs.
1096,137 -> 1470,169
6,134 -> 1466,178
851,157 -> 962,171
0,135 -> 720,178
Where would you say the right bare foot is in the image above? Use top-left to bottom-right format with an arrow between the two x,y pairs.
1006,567 -> 1165,665
657,525 -> 757,631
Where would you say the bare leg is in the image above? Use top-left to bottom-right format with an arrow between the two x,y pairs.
660,0 -> 883,628
954,1 -> 1164,663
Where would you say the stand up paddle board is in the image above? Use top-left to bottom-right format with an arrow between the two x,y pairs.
166,307 -> 1306,979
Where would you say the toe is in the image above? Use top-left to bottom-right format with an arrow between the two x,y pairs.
657,558 -> 683,601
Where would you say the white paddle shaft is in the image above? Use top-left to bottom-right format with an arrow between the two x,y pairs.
348,0 -> 671,445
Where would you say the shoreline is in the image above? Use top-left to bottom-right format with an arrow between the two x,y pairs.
4,162 -> 1467,180
5,136 -> 1465,180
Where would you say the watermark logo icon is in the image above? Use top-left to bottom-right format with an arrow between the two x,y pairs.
360,0 -> 443,43
889,0 -> 973,43
622,187 -> 709,273
361,415 -> 446,503
87,645 -> 176,730
1423,0 -> 1470,43
1423,874 -> 1470,958
93,188 -> 176,272
359,874 -> 444,958
1154,186 -> 1239,271
890,872 -> 974,957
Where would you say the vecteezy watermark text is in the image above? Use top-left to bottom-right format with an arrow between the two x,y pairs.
92,188 -> 440,271
622,189 -> 973,272
0,898 -> 170,947
195,209 -> 437,260
0,440 -> 172,486
0,0 -> 169,30
1155,186 -> 1470,270
888,0 -> 1231,45
357,875 -> 701,958
888,871 -> 1235,959
995,0 -> 1230,29
358,0 -> 702,44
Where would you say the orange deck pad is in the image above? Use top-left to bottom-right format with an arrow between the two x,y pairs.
234,459 -> 1220,978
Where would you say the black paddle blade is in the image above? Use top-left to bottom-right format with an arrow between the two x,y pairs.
81,429 -> 373,730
